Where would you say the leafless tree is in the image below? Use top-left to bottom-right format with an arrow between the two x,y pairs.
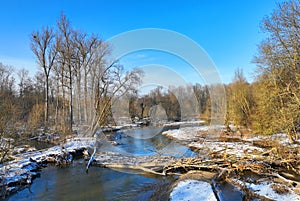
72,31 -> 101,124
31,27 -> 57,127
253,0 -> 300,143
56,13 -> 76,132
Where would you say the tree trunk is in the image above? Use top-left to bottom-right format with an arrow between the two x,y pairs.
45,76 -> 49,128
287,129 -> 298,144
69,65 -> 73,133
55,76 -> 59,130
76,72 -> 82,125
84,72 -> 88,123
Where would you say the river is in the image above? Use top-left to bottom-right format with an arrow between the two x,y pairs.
8,126 -> 193,201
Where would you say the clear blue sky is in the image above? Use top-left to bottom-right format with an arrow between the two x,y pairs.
0,0 -> 284,84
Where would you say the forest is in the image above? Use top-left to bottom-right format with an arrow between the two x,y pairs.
1,0 -> 300,164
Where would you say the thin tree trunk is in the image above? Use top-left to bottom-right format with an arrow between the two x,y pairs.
69,65 -> 73,132
61,65 -> 66,133
84,72 -> 88,123
55,76 -> 59,130
76,72 -> 82,125
45,76 -> 49,128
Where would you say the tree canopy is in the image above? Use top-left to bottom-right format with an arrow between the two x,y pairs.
253,0 -> 300,142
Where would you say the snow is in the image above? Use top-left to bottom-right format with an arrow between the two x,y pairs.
170,180 -> 217,201
244,133 -> 300,147
246,181 -> 300,201
163,126 -> 266,158
189,141 -> 265,158
0,137 -> 97,197
163,126 -> 300,200
64,137 -> 96,151
162,125 -> 225,142
162,126 -> 207,141
163,120 -> 206,127
162,125 -> 300,159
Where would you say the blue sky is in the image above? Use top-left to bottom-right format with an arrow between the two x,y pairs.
0,0 -> 284,84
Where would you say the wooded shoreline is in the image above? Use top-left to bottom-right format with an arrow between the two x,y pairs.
2,125 -> 300,200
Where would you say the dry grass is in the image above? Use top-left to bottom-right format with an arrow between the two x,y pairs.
252,139 -> 279,148
271,183 -> 290,194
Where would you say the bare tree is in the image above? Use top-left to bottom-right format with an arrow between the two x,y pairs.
0,63 -> 17,162
227,68 -> 253,128
56,13 -> 75,132
17,68 -> 36,120
31,27 -> 57,127
253,0 -> 300,143
72,31 -> 100,124
88,62 -> 143,136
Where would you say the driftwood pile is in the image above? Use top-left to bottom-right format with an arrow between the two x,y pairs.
162,137 -> 300,199
88,135 -> 300,199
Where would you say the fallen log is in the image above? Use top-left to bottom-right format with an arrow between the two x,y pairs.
98,163 -> 165,176
86,147 -> 96,173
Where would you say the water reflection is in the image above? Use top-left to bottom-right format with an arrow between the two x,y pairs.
110,126 -> 195,157
8,127 -> 187,201
8,161 -> 173,201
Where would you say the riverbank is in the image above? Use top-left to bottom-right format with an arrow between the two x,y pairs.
162,126 -> 300,200
0,137 -> 96,198
1,125 -> 182,199
3,124 -> 300,200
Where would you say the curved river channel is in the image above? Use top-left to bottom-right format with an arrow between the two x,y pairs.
8,126 -> 195,201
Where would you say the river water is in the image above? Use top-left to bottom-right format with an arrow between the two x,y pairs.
8,126 -> 193,201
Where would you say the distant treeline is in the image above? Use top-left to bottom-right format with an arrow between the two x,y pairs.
0,0 -> 300,145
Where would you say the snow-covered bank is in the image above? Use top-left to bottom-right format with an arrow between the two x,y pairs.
163,126 -> 300,200
162,127 -> 207,141
162,126 -> 300,159
163,120 -> 205,127
162,125 -> 225,141
246,181 -> 300,200
0,138 -> 96,198
231,179 -> 300,201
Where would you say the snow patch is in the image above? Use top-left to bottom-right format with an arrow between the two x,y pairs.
246,181 -> 300,201
190,141 -> 265,158
162,125 -> 225,142
163,120 -> 205,127
170,180 -> 217,201
64,137 -> 96,151
164,126 -> 268,159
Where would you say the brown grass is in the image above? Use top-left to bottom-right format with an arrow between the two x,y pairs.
271,183 -> 290,194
